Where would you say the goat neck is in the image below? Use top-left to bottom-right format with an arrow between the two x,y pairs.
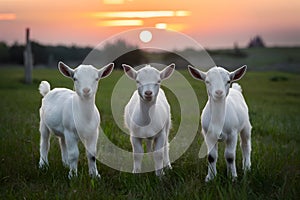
73,93 -> 97,122
137,95 -> 156,126
207,95 -> 226,140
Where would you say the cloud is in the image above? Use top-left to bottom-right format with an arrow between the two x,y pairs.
0,13 -> 16,21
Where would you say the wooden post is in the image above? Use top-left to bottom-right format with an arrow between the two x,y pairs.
24,28 -> 33,84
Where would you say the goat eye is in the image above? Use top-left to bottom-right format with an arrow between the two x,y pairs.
136,81 -> 140,84
227,80 -> 231,84
157,80 -> 161,84
205,80 -> 210,84
95,77 -> 99,81
73,77 -> 77,81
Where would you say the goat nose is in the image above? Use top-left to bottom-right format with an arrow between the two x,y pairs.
215,90 -> 223,96
83,88 -> 91,94
145,91 -> 152,96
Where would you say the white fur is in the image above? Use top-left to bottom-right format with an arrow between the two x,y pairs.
188,65 -> 252,182
122,64 -> 175,176
38,61 -> 114,179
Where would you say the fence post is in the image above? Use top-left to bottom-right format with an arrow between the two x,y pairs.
24,28 -> 33,84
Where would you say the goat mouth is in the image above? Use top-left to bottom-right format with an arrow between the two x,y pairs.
212,95 -> 225,100
82,93 -> 92,98
144,95 -> 153,101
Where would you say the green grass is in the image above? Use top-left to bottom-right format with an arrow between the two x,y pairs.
0,67 -> 299,199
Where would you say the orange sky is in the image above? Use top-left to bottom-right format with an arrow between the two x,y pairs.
1,0 -> 300,49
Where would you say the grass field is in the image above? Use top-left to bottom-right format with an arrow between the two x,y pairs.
0,67 -> 299,199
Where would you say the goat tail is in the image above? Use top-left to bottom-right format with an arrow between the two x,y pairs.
232,83 -> 242,92
39,81 -> 51,97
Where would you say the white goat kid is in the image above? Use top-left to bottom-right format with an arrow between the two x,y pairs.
123,64 -> 175,176
188,65 -> 252,182
38,62 -> 114,179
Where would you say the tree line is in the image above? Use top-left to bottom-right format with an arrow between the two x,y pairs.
0,40 -> 193,69
0,41 -> 92,66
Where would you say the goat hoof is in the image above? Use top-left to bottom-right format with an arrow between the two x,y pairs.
205,175 -> 214,182
243,165 -> 251,172
38,161 -> 49,170
232,176 -> 238,183
94,174 -> 101,180
165,163 -> 172,170
90,173 -> 101,180
155,169 -> 165,177
68,170 -> 78,179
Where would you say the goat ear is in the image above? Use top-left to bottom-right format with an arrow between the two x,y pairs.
99,63 -> 114,79
58,62 -> 74,78
122,64 -> 137,80
160,63 -> 175,80
230,65 -> 247,81
188,65 -> 206,81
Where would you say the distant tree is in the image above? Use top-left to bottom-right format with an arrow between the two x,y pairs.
85,39 -> 144,68
102,40 -> 139,66
113,49 -> 146,68
0,42 -> 10,63
47,45 -> 92,67
248,36 -> 265,48
9,42 -> 24,64
31,41 -> 48,65
233,42 -> 247,58
163,51 -> 190,69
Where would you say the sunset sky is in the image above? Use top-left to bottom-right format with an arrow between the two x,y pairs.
1,0 -> 300,49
